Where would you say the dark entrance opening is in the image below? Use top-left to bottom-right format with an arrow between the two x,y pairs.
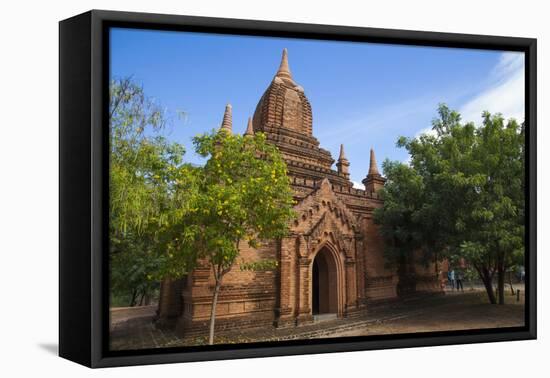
313,258 -> 320,314
312,247 -> 337,316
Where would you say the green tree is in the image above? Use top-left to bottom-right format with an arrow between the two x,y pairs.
108,78 -> 296,341
376,104 -> 524,304
109,77 -> 193,306
454,112 -> 524,304
373,161 -> 426,295
184,130 -> 296,344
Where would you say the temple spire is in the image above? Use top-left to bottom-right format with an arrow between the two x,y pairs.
368,148 -> 380,176
244,117 -> 254,137
275,48 -> 293,81
338,144 -> 347,161
336,144 -> 350,179
363,147 -> 385,193
220,103 -> 232,133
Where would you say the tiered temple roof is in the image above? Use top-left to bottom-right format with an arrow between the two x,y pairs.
219,48 -> 385,194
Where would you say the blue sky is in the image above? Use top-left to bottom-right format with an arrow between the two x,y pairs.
110,28 -> 524,188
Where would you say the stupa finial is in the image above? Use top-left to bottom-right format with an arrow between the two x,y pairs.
336,144 -> 350,178
368,148 -> 380,176
275,48 -> 293,81
244,117 -> 254,137
338,144 -> 347,161
220,103 -> 232,133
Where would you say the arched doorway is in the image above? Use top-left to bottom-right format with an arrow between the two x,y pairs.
312,247 -> 338,317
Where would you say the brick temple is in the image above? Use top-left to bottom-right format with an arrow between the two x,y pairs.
157,49 -> 441,336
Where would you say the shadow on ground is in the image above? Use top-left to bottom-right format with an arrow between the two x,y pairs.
38,343 -> 58,355
109,289 -> 525,351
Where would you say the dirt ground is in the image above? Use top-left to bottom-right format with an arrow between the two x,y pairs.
327,290 -> 525,338
109,287 -> 525,350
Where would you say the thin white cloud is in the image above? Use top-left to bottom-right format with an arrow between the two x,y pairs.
352,181 -> 365,190
315,94 -> 439,144
314,51 -> 525,180
459,52 -> 525,124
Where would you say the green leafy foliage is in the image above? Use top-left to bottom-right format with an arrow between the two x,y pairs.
109,77 -> 195,306
178,130 -> 296,344
109,79 -> 296,341
374,160 -> 426,266
190,130 -> 296,261
375,104 -> 525,304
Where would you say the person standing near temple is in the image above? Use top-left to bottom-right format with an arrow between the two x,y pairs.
456,270 -> 464,292
448,269 -> 455,290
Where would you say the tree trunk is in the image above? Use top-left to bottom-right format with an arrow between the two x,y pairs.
208,280 -> 222,345
139,290 -> 146,306
497,263 -> 505,305
508,271 -> 515,295
130,288 -> 138,307
478,267 -> 496,304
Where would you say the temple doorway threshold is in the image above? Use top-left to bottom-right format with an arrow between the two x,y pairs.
313,313 -> 337,322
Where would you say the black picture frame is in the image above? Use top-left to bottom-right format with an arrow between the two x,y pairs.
59,9 -> 537,368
